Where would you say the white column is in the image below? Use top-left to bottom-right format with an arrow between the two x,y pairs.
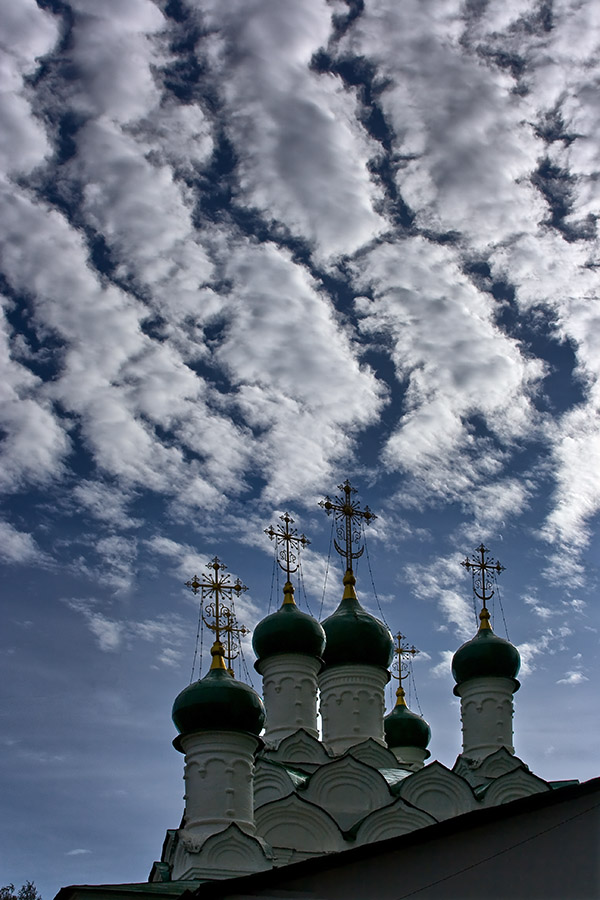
456,676 -> 516,762
257,653 -> 321,744
179,731 -> 259,842
319,664 -> 388,755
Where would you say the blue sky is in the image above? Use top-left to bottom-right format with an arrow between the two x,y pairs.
1,0 -> 599,896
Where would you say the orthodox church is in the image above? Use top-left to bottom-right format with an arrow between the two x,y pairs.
57,482 -> 600,900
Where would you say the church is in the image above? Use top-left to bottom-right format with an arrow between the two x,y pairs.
56,482 -> 600,900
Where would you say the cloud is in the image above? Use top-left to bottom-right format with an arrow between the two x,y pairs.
0,295 -> 70,491
73,480 -> 141,529
66,849 -> 92,857
63,597 -> 188,663
353,237 -> 544,501
340,0 -> 545,247
404,552 -> 476,638
430,650 -> 455,680
215,240 -> 386,501
517,625 -> 573,677
0,520 -> 41,564
199,0 -> 386,258
0,0 -> 58,176
557,670 -> 588,685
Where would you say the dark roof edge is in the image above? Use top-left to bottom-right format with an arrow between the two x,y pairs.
188,776 -> 600,899
54,882 -> 201,900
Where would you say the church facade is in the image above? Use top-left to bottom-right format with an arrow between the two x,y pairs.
56,484 -> 599,900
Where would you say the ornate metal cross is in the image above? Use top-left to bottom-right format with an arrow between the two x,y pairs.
319,479 -> 376,571
265,513 -> 310,580
461,543 -> 505,608
391,632 -> 419,706
392,632 -> 419,683
185,556 -> 248,648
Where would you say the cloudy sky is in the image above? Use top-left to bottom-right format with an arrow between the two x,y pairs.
1,0 -> 599,895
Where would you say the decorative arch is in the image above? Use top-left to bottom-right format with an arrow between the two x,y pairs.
476,747 -> 525,780
264,728 -> 331,769
173,824 -> 272,880
253,759 -> 299,810
398,761 -> 477,821
343,737 -> 399,769
355,796 -> 438,845
255,793 -> 344,853
482,767 -> 550,807
303,755 -> 393,831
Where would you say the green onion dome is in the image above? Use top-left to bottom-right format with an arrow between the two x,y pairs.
172,642 -> 265,750
252,582 -> 325,666
321,569 -> 394,670
384,688 -> 431,752
452,608 -> 520,693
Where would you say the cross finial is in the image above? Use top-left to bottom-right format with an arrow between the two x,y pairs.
265,513 -> 310,585
392,632 -> 419,707
461,543 -> 505,629
185,557 -> 248,670
318,479 -> 376,572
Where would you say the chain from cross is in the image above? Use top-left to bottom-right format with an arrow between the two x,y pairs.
265,513 -> 310,580
461,543 -> 505,607
391,632 -> 419,683
185,557 -> 248,655
318,479 -> 376,572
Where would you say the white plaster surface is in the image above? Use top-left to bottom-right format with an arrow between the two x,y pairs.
456,675 -> 516,762
319,664 -> 388,754
258,653 -> 321,743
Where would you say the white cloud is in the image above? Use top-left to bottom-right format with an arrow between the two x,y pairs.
0,0 -> 58,175
73,480 -> 140,529
430,650 -> 455,680
199,0 -> 386,258
340,0 -> 545,247
404,552 -> 476,638
215,240 -> 386,501
63,597 -> 188,661
557,670 -> 588,685
0,520 -> 41,564
353,238 -> 544,500
517,625 -> 573,677
0,295 -> 70,491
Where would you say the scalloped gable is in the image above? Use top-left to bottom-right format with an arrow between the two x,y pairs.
342,737 -> 400,769
172,823 -> 272,880
453,747 -> 529,788
354,795 -> 438,845
262,728 -> 332,770
253,759 -> 308,810
255,793 -> 344,854
476,747 -> 528,780
481,767 -> 551,807
302,754 -> 394,832
398,761 -> 477,821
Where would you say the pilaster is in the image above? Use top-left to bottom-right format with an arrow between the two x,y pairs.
319,664 -> 388,754
257,653 -> 321,744
456,675 -> 516,762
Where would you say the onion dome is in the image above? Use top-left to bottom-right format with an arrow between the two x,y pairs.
252,581 -> 325,665
452,607 -> 520,693
384,687 -> 431,752
172,641 -> 265,751
321,569 -> 394,669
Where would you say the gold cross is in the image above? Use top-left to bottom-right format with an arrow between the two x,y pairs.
265,513 -> 310,580
461,543 -> 505,608
185,556 -> 248,644
392,632 -> 419,683
319,479 -> 376,571
221,608 -> 250,675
